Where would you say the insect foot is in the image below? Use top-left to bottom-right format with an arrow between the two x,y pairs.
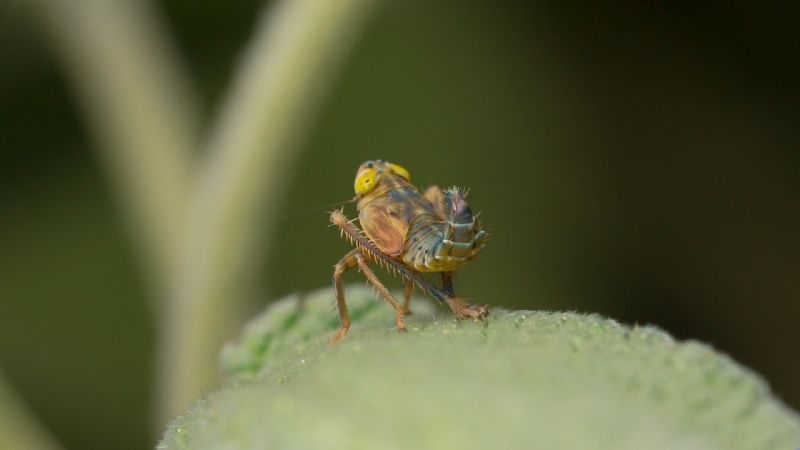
445,298 -> 490,321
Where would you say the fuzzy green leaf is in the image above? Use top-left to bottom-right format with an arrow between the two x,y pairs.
159,286 -> 800,450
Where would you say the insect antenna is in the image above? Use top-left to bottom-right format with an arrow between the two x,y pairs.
266,196 -> 356,223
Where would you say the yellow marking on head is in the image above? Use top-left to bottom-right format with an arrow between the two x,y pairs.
388,163 -> 411,181
354,167 -> 377,194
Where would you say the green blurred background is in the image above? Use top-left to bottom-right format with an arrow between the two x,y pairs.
1,1 -> 799,449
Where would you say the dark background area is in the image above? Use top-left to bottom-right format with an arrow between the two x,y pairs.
1,1 -> 798,449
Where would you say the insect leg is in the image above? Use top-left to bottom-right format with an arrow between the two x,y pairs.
441,271 -> 455,297
354,251 -> 407,333
332,249 -> 358,343
402,279 -> 414,315
331,210 -> 487,320
331,210 -> 445,300
437,271 -> 488,322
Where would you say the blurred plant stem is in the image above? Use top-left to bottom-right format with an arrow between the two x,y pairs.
32,0 -> 379,433
32,0 -> 198,297
159,0 -> 378,425
0,370 -> 63,450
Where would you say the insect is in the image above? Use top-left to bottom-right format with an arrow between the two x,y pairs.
329,160 -> 489,342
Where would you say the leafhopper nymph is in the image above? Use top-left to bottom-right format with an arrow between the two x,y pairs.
330,160 -> 489,342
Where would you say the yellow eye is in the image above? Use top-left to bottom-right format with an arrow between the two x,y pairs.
388,163 -> 411,181
354,168 -> 377,194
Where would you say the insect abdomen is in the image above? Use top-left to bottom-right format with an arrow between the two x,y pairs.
402,188 -> 487,272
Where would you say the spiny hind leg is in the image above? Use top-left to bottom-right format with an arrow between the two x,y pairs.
445,297 -> 489,321
439,271 -> 488,320
332,249 -> 359,343
402,279 -> 413,315
354,252 -> 407,333
331,210 -> 406,331
331,209 -> 486,323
